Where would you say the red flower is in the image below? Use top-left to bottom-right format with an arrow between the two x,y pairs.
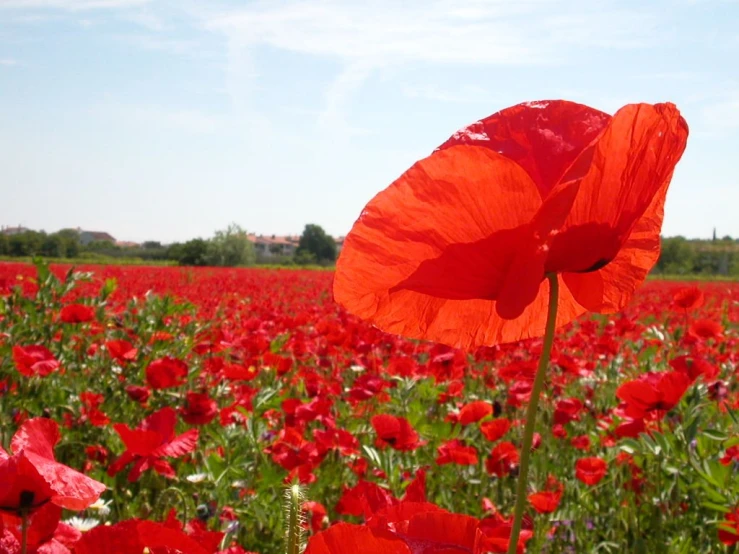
718,508 -> 739,546
59,303 -> 95,324
689,319 -> 723,340
0,418 -> 105,517
125,385 -> 150,404
486,442 -> 520,477
181,392 -> 218,426
370,415 -> 423,451
616,371 -> 691,419
108,407 -> 199,482
553,398 -> 583,425
0,502 -> 75,554
669,355 -> 719,383
575,457 -> 608,486
334,100 -> 688,348
528,490 -> 562,514
480,418 -> 512,443
307,502 -> 485,554
73,519 -> 212,554
436,439 -> 478,466
12,345 -> 60,378
673,286 -> 704,310
106,339 -> 138,363
457,401 -> 493,425
720,446 -> 739,466
146,356 -> 189,389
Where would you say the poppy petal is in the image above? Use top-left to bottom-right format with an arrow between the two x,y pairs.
334,145 -> 573,348
547,102 -> 688,275
304,523 -> 411,554
562,177 -> 667,312
437,100 -> 611,198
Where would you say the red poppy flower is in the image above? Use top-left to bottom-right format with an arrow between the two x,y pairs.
307,502 -> 483,554
527,490 -> 562,514
0,418 -> 105,517
370,415 -> 423,451
436,439 -> 479,466
180,392 -> 218,426
669,355 -> 719,383
480,418 -> 512,443
146,357 -> 189,390
720,446 -> 739,466
689,319 -> 723,340
575,457 -> 608,486
334,100 -> 688,349
458,401 -> 493,425
672,286 -> 704,310
616,370 -> 691,419
553,398 -> 583,425
0,502 -> 72,554
107,407 -> 199,482
59,304 -> 95,324
105,339 -> 138,363
718,508 -> 739,546
11,345 -> 60,378
486,442 -> 520,477
73,519 -> 211,554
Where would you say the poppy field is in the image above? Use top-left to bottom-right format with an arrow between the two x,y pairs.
0,260 -> 735,553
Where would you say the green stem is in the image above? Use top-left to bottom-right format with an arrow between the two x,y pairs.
20,513 -> 29,554
507,274 -> 559,554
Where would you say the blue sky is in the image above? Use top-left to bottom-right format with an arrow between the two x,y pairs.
0,0 -> 737,243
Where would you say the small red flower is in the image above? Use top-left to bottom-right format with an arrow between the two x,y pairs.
181,392 -> 218,426
457,400 -> 493,425
718,508 -> 739,546
370,415 -> 423,451
528,490 -> 562,514
59,303 -> 95,324
106,339 -> 138,363
575,457 -> 608,486
480,418 -> 512,442
145,356 -> 189,390
486,442 -> 520,477
616,370 -> 691,419
672,286 -> 704,310
689,319 -> 723,340
435,439 -> 478,466
108,407 -> 198,482
12,345 -> 60,378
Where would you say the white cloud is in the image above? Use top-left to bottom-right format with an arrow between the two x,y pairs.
89,103 -> 224,134
0,0 -> 150,10
0,58 -> 19,65
205,0 -> 660,136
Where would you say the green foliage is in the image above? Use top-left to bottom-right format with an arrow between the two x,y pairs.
296,224 -> 336,265
205,224 -> 256,267
656,236 -> 738,276
174,238 -> 210,267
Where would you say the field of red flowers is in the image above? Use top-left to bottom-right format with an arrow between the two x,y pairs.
0,260 -> 737,553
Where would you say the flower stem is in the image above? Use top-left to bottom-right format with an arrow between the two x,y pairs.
507,274 -> 559,554
20,513 -> 29,554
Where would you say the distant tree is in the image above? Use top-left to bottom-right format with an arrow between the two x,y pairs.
8,231 -> 43,256
176,239 -> 209,266
142,241 -> 162,249
0,233 -> 8,256
40,233 -> 65,258
657,236 -> 694,274
205,224 -> 256,267
296,224 -> 336,264
56,229 -> 81,258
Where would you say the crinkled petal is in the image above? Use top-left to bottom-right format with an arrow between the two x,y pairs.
437,100 -> 611,198
305,523 -> 411,554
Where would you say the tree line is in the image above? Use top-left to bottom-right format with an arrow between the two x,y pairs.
1,227 -> 736,275
0,224 -> 339,267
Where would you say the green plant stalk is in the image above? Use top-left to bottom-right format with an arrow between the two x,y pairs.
285,483 -> 304,554
20,513 -> 29,554
507,274 -> 559,554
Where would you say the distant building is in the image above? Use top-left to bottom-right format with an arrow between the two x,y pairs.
115,241 -> 140,248
248,234 -> 300,258
1,225 -> 31,236
78,230 -> 116,246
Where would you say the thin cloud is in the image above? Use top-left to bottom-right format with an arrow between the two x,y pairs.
0,58 -> 19,65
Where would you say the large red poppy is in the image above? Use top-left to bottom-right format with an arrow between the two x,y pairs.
0,419 -> 105,517
334,100 -> 688,348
